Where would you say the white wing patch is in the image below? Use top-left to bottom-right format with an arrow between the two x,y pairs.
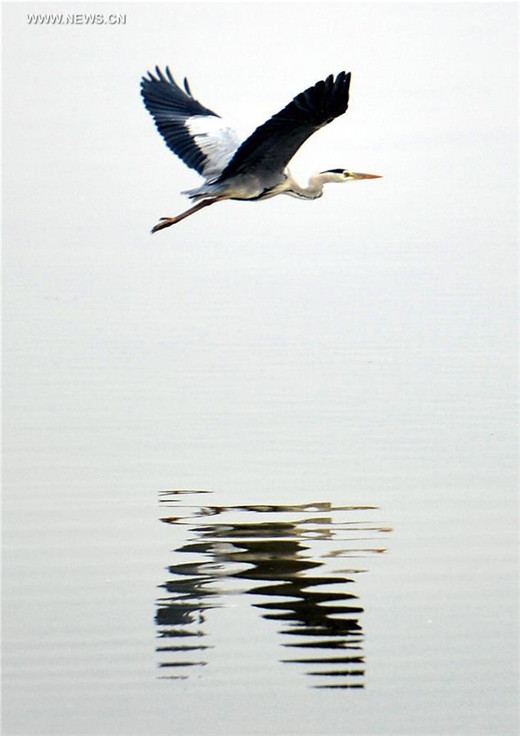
186,116 -> 241,180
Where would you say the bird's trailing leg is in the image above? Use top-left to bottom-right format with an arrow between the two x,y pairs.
151,196 -> 227,233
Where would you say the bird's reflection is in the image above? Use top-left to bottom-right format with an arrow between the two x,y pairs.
156,491 -> 391,688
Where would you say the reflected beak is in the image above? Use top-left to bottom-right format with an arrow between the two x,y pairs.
351,172 -> 383,180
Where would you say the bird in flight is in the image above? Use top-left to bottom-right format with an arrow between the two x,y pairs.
141,68 -> 381,232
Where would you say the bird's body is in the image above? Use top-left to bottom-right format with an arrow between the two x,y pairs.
141,68 -> 380,231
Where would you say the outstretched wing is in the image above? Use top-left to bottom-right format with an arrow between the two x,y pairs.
217,72 -> 351,181
140,67 -> 241,179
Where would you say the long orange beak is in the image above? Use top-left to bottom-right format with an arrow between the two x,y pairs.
351,172 -> 383,180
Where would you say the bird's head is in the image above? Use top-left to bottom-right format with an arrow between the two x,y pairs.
321,168 -> 382,182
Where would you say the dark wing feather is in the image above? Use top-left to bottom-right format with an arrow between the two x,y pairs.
217,72 -> 351,181
140,66 -> 220,175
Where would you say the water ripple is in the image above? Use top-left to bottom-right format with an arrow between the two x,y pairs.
156,491 -> 391,689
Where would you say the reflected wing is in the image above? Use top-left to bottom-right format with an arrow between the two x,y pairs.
140,67 -> 241,179
217,72 -> 351,181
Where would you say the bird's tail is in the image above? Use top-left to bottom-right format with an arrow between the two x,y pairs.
181,185 -> 209,201
181,177 -> 228,201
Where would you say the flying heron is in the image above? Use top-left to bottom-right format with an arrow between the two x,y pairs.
141,68 -> 381,232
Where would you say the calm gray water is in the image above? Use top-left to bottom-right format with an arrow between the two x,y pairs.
3,3 -> 518,735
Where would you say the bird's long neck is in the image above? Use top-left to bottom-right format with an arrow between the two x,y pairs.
284,171 -> 340,200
